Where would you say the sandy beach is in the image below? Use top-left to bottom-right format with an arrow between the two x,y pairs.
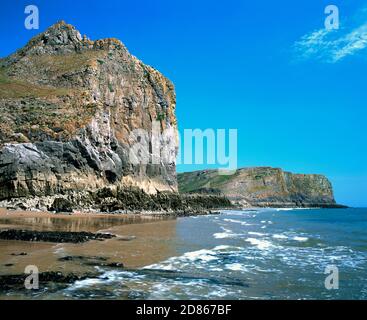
0,208 -> 178,277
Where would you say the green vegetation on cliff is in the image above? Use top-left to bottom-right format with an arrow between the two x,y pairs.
178,167 -> 344,208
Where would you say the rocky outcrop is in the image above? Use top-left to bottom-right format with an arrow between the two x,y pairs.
0,229 -> 115,243
0,272 -> 100,292
0,186 -> 232,215
178,167 -> 345,208
0,21 -> 178,201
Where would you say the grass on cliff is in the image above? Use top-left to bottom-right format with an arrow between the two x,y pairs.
0,51 -> 105,99
178,171 -> 237,193
0,78 -> 98,144
0,52 -> 104,143
0,70 -> 70,99
26,51 -> 105,76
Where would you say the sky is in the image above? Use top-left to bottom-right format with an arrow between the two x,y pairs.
0,0 -> 366,206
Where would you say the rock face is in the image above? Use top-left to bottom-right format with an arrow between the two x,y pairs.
0,21 -> 178,201
178,167 -> 343,208
0,186 -> 232,215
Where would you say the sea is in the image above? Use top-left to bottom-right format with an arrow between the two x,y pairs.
60,208 -> 367,300
0,208 -> 367,300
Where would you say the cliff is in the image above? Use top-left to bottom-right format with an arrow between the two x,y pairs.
178,167 -> 344,208
0,22 -> 343,213
0,21 -> 178,201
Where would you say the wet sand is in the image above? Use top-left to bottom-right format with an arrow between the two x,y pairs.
0,208 -> 178,276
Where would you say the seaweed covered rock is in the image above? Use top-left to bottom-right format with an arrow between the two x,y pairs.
50,197 -> 74,213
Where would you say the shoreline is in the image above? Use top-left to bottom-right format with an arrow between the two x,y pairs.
0,201 -> 347,219
0,206 -> 354,299
0,209 -> 180,283
0,205 -> 350,275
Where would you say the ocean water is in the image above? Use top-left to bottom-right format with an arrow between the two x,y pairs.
62,208 -> 367,300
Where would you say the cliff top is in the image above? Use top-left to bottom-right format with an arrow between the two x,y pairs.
0,21 -> 126,66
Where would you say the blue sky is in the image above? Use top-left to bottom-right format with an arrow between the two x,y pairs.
0,0 -> 366,206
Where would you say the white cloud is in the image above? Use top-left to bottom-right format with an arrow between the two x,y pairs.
332,23 -> 367,62
294,17 -> 367,63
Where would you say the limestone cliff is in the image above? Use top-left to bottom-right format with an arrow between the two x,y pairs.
0,21 -> 178,201
178,167 -> 344,208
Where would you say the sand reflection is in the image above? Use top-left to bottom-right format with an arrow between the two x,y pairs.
0,210 -> 178,276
